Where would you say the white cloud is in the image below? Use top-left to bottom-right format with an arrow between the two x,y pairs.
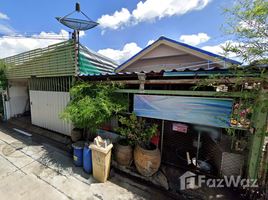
101,30 -> 106,35
0,23 -> 15,35
98,0 -> 212,32
0,30 -> 69,58
147,40 -> 155,46
201,40 -> 241,59
98,42 -> 142,64
0,12 -> 9,20
132,0 -> 212,21
0,15 -> 15,35
180,33 -> 210,46
239,20 -> 265,30
77,30 -> 86,38
98,8 -> 131,30
202,43 -> 225,56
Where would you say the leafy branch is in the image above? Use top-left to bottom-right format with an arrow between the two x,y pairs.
59,80 -> 129,136
116,112 -> 158,150
220,0 -> 268,62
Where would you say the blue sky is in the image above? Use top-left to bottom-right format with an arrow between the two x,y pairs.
0,0 -> 238,64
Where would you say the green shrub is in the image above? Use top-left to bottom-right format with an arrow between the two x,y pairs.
116,112 -> 158,150
59,80 -> 129,135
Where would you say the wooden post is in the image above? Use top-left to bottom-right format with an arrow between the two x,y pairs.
138,73 -> 146,93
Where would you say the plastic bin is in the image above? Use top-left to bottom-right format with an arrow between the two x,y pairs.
83,143 -> 93,173
89,140 -> 113,183
72,141 -> 84,167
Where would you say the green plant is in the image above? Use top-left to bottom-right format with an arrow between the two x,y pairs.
215,0 -> 268,130
220,0 -> 268,62
118,139 -> 128,146
192,63 -> 268,135
218,0 -> 268,124
0,67 -> 8,90
0,62 -> 10,118
115,112 -> 158,150
59,80 -> 129,139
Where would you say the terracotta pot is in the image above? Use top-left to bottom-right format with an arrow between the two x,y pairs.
71,129 -> 82,142
114,139 -> 133,166
134,142 -> 161,176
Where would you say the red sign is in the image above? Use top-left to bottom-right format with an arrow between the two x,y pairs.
173,123 -> 188,133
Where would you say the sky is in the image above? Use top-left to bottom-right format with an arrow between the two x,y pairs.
0,0 -> 239,64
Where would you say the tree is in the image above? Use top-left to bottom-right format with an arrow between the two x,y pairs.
59,80 -> 129,138
221,0 -> 268,62
0,61 -> 9,118
0,61 -> 8,90
215,0 -> 268,111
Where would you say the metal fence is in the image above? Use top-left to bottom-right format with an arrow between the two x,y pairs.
2,40 -> 75,79
160,119 -> 247,178
29,76 -> 72,92
119,91 -> 251,179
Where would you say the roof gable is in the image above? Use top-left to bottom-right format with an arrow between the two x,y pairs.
115,36 -> 241,73
140,44 -> 187,59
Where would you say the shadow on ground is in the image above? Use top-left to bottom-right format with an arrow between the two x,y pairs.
0,121 -> 177,200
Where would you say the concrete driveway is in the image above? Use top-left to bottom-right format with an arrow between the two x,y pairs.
0,122 -> 176,200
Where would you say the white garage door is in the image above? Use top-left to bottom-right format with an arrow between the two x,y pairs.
29,91 -> 72,136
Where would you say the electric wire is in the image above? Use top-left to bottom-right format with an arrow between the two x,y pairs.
0,34 -> 68,40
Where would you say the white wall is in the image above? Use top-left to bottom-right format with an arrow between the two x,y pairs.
8,79 -> 28,118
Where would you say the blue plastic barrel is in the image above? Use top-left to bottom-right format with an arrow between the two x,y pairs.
72,141 -> 84,167
83,143 -> 92,173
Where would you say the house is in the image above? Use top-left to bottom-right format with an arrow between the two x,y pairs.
77,36 -> 266,182
115,36 -> 240,73
1,39 -> 118,136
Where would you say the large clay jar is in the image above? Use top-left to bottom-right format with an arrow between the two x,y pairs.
71,128 -> 82,142
134,142 -> 161,176
114,139 -> 133,166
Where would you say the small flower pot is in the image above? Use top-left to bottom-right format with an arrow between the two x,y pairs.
71,128 -> 82,142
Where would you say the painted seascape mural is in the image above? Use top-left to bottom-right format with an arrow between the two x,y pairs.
134,95 -> 233,128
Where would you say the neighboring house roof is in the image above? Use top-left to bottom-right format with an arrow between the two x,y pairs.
78,43 -> 118,74
115,36 -> 242,73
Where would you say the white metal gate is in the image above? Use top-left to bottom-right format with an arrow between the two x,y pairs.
29,91 -> 72,136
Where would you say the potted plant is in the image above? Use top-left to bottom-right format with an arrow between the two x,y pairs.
59,80 -> 129,141
116,112 -> 161,176
113,138 -> 134,166
232,103 -> 253,128
71,127 -> 83,142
